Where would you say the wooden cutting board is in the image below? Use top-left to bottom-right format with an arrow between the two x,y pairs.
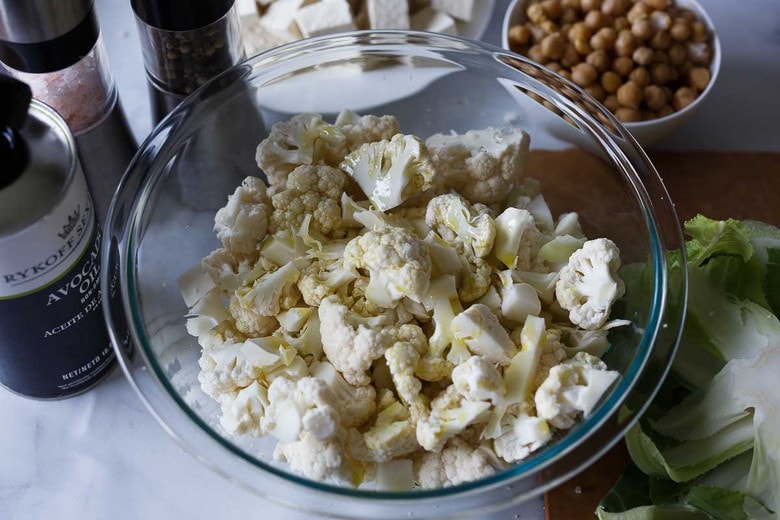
532,150 -> 780,519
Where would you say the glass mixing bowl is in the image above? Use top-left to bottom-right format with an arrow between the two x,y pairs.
102,31 -> 686,518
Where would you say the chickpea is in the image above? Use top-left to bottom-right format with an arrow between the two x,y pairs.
586,49 -> 610,72
673,87 -> 697,110
631,18 -> 654,41
613,16 -> 630,31
645,0 -> 669,10
600,70 -> 622,93
527,3 -> 547,24
688,42 -> 712,66
540,20 -> 559,34
561,8 -> 579,23
678,9 -> 697,23
568,22 -> 592,43
541,33 -> 567,60
617,80 -> 642,108
581,0 -> 602,11
656,104 -> 674,117
691,21 -> 709,43
604,94 -> 620,112
649,11 -> 671,31
561,0 -> 581,10
615,107 -> 642,122
615,29 -> 637,57
559,69 -> 573,81
528,44 -> 547,63
668,42 -> 687,65
590,27 -> 617,50
629,66 -> 650,87
643,85 -> 667,110
585,83 -> 607,101
653,49 -> 670,64
670,20 -> 690,41
529,23 -> 547,43
542,0 -> 563,20
584,10 -> 608,30
561,44 -> 582,67
632,46 -> 654,65
509,25 -> 532,47
650,62 -> 674,84
627,1 -> 651,23
651,30 -> 671,50
613,56 -> 634,76
571,62 -> 598,86
688,66 -> 711,90
601,0 -> 627,16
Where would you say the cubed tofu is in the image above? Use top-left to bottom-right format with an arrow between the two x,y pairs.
367,0 -> 410,29
241,14 -> 290,56
410,6 -> 457,35
260,0 -> 307,40
431,0 -> 474,22
295,0 -> 356,38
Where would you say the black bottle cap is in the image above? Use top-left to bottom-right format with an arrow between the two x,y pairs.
0,75 -> 32,190
131,0 -> 235,31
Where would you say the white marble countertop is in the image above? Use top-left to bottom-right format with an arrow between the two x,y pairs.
2,1 -> 779,520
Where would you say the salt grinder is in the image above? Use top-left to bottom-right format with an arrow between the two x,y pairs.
131,0 -> 245,122
0,0 -> 138,223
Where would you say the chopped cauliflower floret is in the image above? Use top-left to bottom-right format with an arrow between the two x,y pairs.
228,294 -> 279,337
340,134 -> 437,211
555,238 -> 625,330
270,164 -> 347,236
425,193 -> 496,258
510,327 -> 568,392
458,255 -> 493,303
318,296 -> 397,386
335,108 -> 401,154
493,207 -> 544,271
493,408 -> 552,463
535,352 -> 620,429
311,360 -> 376,428
298,259 -> 359,306
451,356 -> 505,404
255,113 -> 346,188
234,261 -> 301,318
262,376 -> 341,442
344,226 -> 432,307
219,380 -> 269,436
384,324 -> 428,414
351,390 -> 420,463
450,304 -> 517,365
426,127 -> 530,205
414,438 -> 496,489
274,430 -> 362,486
416,385 -> 491,452
214,176 -> 271,257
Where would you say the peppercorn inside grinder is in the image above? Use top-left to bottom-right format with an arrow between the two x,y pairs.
131,0 -> 246,122
0,0 -> 137,223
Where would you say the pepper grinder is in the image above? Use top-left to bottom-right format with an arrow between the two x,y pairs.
0,0 -> 137,224
131,0 -> 245,122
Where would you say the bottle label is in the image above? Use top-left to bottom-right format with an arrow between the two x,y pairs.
0,170 -> 115,398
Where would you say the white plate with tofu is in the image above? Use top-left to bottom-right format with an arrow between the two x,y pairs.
240,0 -> 496,57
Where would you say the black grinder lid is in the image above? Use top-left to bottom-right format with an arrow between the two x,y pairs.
131,0 -> 235,31
0,75 -> 32,189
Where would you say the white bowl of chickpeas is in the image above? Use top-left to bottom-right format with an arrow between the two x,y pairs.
502,0 -> 721,148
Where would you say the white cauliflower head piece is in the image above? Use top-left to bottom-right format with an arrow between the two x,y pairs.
255,113 -> 346,188
555,238 -> 625,330
269,164 -> 348,236
262,376 -> 341,442
450,304 -> 517,366
426,127 -> 530,205
534,352 -> 620,429
335,108 -> 401,154
340,133 -> 437,211
318,296 -> 396,386
311,360 -> 376,428
493,408 -> 552,463
219,381 -> 269,437
413,438 -> 496,489
416,385 -> 491,452
425,193 -> 496,258
213,176 -> 271,257
344,226 -> 432,307
451,356 -> 506,404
